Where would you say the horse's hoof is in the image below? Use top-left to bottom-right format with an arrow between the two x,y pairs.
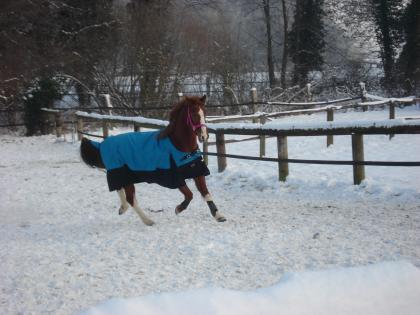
118,205 -> 129,215
142,218 -> 155,226
175,206 -> 184,215
214,212 -> 226,222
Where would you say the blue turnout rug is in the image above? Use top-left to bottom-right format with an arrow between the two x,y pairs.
90,131 -> 209,191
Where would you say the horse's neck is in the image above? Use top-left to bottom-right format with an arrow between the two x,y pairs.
169,122 -> 197,153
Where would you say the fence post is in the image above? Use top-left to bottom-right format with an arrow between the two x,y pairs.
200,89 -> 209,165
102,120 -> 109,138
277,135 -> 289,181
306,83 -> 312,102
389,101 -> 395,140
206,76 -> 211,98
55,111 -> 64,138
77,117 -> 84,140
100,94 -> 112,138
203,141 -> 208,165
103,94 -> 113,115
260,115 -> 266,157
326,108 -> 334,147
352,133 -> 365,185
359,82 -> 367,112
216,132 -> 227,172
250,88 -> 258,123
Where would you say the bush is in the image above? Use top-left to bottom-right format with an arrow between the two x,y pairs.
24,78 -> 63,136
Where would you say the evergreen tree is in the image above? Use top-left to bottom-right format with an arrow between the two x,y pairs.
24,78 -> 63,136
397,0 -> 420,95
289,0 -> 325,86
0,0 -> 61,101
370,0 -> 404,93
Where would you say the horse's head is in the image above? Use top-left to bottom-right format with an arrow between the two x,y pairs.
184,95 -> 208,143
160,95 -> 209,151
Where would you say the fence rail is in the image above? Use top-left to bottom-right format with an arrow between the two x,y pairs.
2,83 -> 418,129
3,85 -> 420,187
74,110 -> 420,185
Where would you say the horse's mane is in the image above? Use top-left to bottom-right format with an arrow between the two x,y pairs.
158,96 -> 206,139
158,98 -> 189,140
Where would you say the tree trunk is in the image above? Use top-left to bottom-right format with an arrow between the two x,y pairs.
378,1 -> 394,91
263,0 -> 276,88
280,0 -> 289,89
75,83 -> 87,108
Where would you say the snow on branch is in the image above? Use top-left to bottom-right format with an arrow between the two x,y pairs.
61,21 -> 119,37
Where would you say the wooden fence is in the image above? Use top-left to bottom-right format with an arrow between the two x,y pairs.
6,83 -> 417,131
74,111 -> 420,185
204,88 -> 418,158
37,85 -> 420,186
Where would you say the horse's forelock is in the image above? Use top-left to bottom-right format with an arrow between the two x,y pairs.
170,96 -> 204,121
159,96 -> 204,139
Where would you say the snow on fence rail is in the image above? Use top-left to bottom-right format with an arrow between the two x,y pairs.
204,89 -> 419,146
4,83 -> 416,128
267,96 -> 359,106
75,111 -> 420,185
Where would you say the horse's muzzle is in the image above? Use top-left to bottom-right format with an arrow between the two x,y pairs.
196,126 -> 209,143
198,133 -> 209,143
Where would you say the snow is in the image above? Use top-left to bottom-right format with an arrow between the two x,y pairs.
365,93 -> 416,103
267,97 -> 355,106
80,261 -> 420,315
77,109 -> 420,133
209,117 -> 420,132
76,111 -> 169,127
1,106 -> 420,314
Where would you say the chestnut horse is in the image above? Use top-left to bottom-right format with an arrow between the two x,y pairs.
80,95 -> 226,226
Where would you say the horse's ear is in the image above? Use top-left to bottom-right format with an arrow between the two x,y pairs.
200,95 -> 207,103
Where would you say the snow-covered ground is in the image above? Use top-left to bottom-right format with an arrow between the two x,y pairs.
1,106 -> 419,314
80,261 -> 420,315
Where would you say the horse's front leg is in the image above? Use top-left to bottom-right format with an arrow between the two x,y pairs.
194,176 -> 226,222
123,184 -> 155,226
175,184 -> 193,215
117,189 -> 130,215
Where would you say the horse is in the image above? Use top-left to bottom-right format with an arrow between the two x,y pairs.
80,95 -> 226,226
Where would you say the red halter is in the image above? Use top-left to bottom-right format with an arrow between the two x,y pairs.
186,106 -> 207,132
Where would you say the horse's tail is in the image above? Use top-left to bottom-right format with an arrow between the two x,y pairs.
80,138 -> 105,168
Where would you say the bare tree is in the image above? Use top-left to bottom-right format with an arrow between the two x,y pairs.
263,0 -> 276,88
280,0 -> 289,89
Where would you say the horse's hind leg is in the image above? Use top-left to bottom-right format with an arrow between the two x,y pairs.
194,176 -> 226,222
124,184 -> 155,226
175,184 -> 193,215
117,189 -> 130,215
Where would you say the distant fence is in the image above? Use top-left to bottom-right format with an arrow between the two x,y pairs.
74,110 -> 420,186
2,82 -> 418,131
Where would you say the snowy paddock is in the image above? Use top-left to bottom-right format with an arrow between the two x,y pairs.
1,107 -> 420,314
